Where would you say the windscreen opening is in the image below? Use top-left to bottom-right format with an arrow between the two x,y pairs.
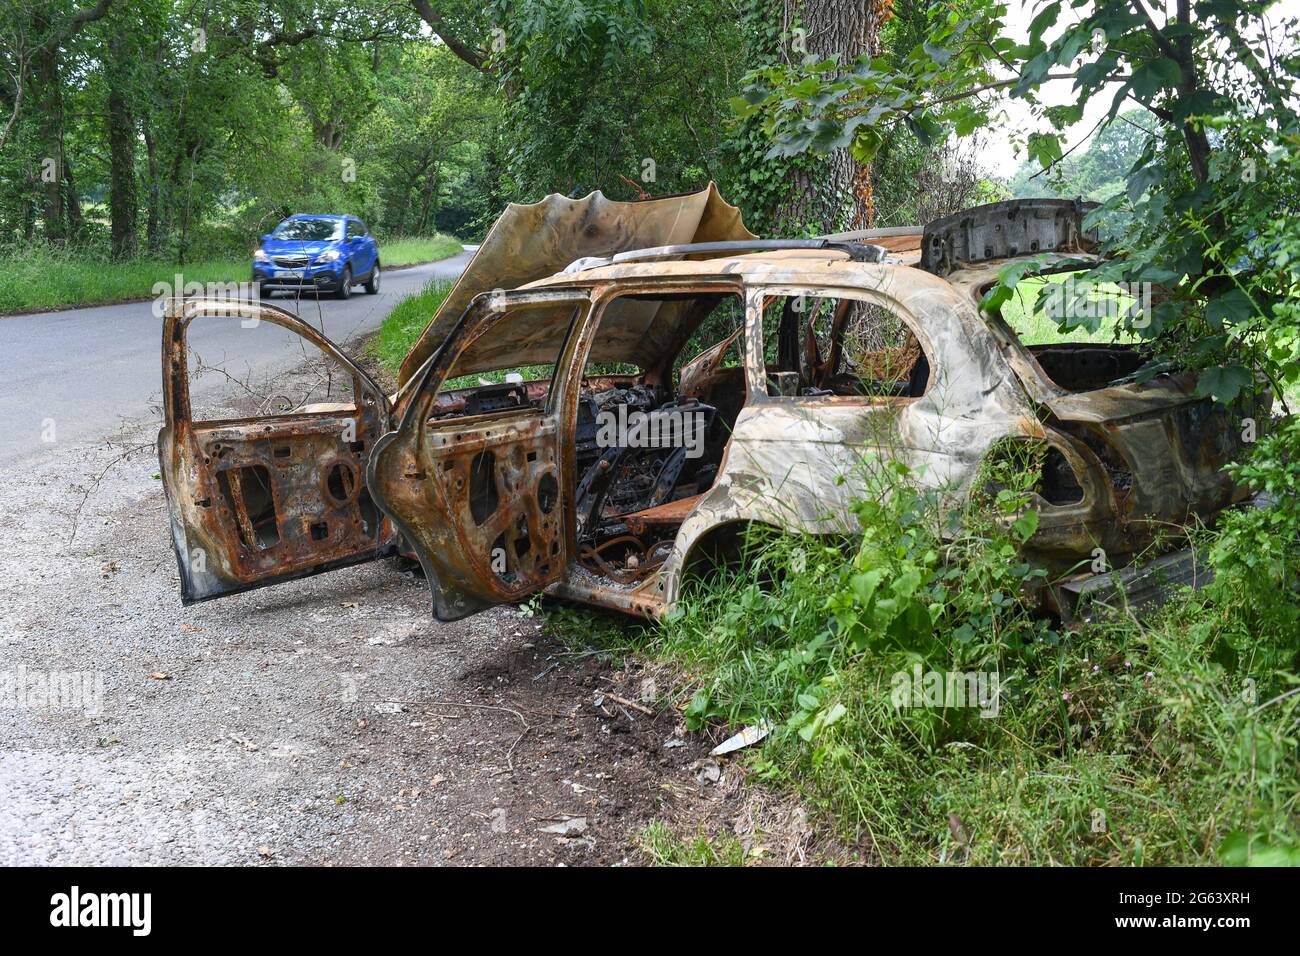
431,300 -> 588,421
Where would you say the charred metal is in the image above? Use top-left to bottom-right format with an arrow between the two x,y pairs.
158,190 -> 1265,624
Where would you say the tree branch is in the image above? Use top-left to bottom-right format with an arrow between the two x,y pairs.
410,0 -> 487,71
1130,0 -> 1180,62
40,0 -> 115,54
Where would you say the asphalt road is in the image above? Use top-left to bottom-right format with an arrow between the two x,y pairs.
0,251 -> 473,466
0,273 -> 741,865
0,243 -> 786,866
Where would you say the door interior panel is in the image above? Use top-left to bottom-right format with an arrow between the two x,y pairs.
368,291 -> 587,621
159,299 -> 395,603
383,413 -> 565,618
189,415 -> 389,585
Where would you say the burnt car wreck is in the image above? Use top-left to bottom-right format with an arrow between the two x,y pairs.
159,186 -> 1262,624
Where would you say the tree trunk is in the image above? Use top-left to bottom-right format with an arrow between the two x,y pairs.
416,165 -> 440,234
32,25 -> 65,243
774,0 -> 889,232
143,118 -> 161,254
64,152 -> 82,237
0,68 -> 25,154
178,143 -> 199,267
107,35 -> 138,258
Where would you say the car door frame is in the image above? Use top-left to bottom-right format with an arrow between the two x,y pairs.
357,219 -> 378,275
368,287 -> 593,621
159,297 -> 396,603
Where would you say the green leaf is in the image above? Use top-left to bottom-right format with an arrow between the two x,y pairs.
1127,162 -> 1163,203
1027,131 -> 1063,168
1195,365 -> 1252,404
1011,509 -> 1040,543
1129,58 -> 1181,101
1027,1 -> 1062,40
923,40 -> 953,65
821,702 -> 847,727
1205,288 -> 1255,329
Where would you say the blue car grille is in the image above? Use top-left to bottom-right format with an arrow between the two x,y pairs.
271,254 -> 310,268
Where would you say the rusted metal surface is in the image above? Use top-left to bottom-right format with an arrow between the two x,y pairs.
623,493 -> 705,535
396,183 -> 754,391
678,326 -> 743,399
921,198 -> 1099,275
159,298 -> 395,602
367,290 -> 593,620
943,258 -> 1268,574
160,198 -> 1259,625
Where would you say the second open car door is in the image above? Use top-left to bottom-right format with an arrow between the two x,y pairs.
159,298 -> 398,602
368,289 -> 591,621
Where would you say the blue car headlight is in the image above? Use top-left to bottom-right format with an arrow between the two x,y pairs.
315,250 -> 341,264
253,248 -> 271,263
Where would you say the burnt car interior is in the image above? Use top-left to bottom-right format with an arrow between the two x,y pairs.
422,289 -> 747,591
572,291 -> 743,585
420,282 -> 941,592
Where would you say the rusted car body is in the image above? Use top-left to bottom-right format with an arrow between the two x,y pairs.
159,188 -> 1258,622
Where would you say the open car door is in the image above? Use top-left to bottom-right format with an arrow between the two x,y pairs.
159,298 -> 396,602
368,290 -> 590,621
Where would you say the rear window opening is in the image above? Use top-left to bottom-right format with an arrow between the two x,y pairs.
1030,343 -> 1146,393
760,293 -> 930,400
988,270 -> 1157,394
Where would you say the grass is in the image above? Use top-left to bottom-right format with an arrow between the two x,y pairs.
0,234 -> 463,315
372,235 -> 464,269
545,455 -> 1300,866
371,278 -> 455,371
639,822 -> 748,866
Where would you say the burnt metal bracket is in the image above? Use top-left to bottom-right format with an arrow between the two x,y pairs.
920,198 -> 1100,276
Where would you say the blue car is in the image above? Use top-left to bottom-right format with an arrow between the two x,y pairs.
253,214 -> 380,299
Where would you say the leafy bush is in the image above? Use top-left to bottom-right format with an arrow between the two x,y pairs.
1205,418 -> 1300,675
373,279 -> 454,371
633,454 -> 1300,865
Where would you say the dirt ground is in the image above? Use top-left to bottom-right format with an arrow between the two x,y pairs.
0,330 -> 813,867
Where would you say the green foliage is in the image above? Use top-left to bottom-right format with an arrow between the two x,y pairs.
737,0 -> 1300,409
0,1 -> 488,263
1007,110 -> 1155,240
0,243 -> 245,315
580,451 -> 1300,865
372,279 -> 455,371
488,0 -> 745,203
1206,418 -> 1300,656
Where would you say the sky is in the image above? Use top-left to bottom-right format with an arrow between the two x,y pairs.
981,0 -> 1300,179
